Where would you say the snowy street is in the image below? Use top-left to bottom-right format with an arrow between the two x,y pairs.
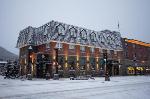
0,76 -> 150,99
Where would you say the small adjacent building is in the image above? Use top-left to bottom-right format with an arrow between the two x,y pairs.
121,38 -> 150,75
16,20 -> 123,78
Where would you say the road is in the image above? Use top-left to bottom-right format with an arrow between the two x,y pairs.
0,76 -> 150,99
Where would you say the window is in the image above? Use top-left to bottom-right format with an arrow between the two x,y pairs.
98,33 -> 105,44
69,27 -> 77,37
80,57 -> 86,70
114,51 -> 117,55
90,32 -> 96,42
133,44 -> 136,49
55,42 -> 62,49
69,44 -> 75,49
68,56 -> 76,70
80,29 -> 87,40
46,43 -> 50,49
56,24 -> 65,36
125,51 -> 128,58
90,47 -> 95,53
90,57 -> 95,70
80,46 -> 85,52
58,56 -> 64,70
107,50 -> 110,54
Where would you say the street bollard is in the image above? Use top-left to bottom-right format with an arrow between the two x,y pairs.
27,74 -> 32,80
53,74 -> 59,80
105,72 -> 110,81
46,73 -> 50,80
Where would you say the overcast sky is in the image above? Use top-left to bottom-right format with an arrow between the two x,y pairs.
0,0 -> 150,55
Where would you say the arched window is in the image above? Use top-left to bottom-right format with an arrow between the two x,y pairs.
55,24 -> 65,36
90,32 -> 96,42
98,33 -> 105,44
69,27 -> 77,38
80,29 -> 87,40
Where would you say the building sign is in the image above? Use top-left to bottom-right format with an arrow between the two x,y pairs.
16,20 -> 122,50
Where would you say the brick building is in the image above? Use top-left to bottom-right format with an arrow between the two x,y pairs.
121,38 -> 150,75
16,20 -> 123,78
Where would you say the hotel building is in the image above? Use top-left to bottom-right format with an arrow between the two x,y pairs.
16,20 -> 124,78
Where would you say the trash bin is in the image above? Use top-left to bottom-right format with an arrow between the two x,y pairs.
27,74 -> 32,80
53,74 -> 59,80
46,73 -> 50,80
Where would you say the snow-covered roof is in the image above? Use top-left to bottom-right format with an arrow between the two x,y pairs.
16,20 -> 123,51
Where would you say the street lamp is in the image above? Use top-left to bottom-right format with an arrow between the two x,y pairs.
28,46 -> 33,73
103,52 -> 110,81
103,52 -> 107,74
54,33 -> 62,74
133,54 -> 137,75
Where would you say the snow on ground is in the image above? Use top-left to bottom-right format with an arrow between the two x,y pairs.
0,76 -> 150,99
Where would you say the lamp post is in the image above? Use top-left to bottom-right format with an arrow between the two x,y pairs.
133,54 -> 137,75
103,52 -> 107,75
27,45 -> 33,80
54,33 -> 61,74
103,52 -> 110,81
28,46 -> 33,74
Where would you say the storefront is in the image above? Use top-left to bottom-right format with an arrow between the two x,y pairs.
127,66 -> 144,75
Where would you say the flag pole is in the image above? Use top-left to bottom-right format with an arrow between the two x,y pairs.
118,21 -> 120,32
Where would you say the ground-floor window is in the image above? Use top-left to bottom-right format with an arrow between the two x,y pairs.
80,57 -> 86,70
127,66 -> 135,75
58,55 -> 64,70
136,67 -> 144,75
90,57 -> 95,70
68,56 -> 76,70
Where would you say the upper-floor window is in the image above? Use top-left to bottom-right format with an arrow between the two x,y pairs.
90,32 -> 96,42
80,29 -> 87,40
69,44 -> 75,49
90,47 -> 95,53
69,27 -> 77,38
46,43 -> 50,49
98,34 -> 105,44
114,51 -> 117,55
55,42 -> 62,49
133,44 -> 136,49
80,46 -> 85,52
107,50 -> 110,54
110,50 -> 114,54
56,24 -> 65,36
125,51 -> 128,58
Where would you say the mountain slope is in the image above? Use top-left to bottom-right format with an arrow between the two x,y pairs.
0,46 -> 18,61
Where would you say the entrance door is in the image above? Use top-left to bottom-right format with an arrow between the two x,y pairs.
45,63 -> 53,78
36,62 -> 46,78
36,53 -> 52,78
36,63 -> 52,78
